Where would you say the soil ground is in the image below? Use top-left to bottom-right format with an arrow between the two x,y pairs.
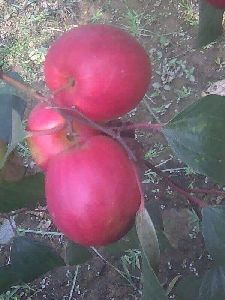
1,0 -> 225,299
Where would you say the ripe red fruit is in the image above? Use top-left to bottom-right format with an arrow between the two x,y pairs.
27,103 -> 97,170
206,0 -> 225,8
44,24 -> 151,121
45,135 -> 141,246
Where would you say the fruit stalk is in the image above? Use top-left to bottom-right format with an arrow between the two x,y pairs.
57,106 -> 137,161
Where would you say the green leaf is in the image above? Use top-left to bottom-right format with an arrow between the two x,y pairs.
136,208 -> 160,272
65,241 -> 92,265
0,265 -> 19,293
11,237 -> 65,283
0,141 -> 7,163
142,253 -> 167,300
146,201 -> 172,254
146,200 -> 164,231
106,226 -> 139,258
0,173 -> 45,213
0,72 -> 27,100
156,230 -> 173,253
198,266 -> 225,300
0,110 -> 26,168
163,95 -> 225,185
197,0 -> 224,48
0,92 -> 26,167
202,206 -> 225,264
162,208 -> 191,249
175,275 -> 202,300
0,93 -> 26,144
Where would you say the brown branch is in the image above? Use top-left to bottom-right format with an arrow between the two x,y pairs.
111,122 -> 163,132
144,160 -> 207,208
0,70 -> 49,103
189,188 -> 225,196
53,78 -> 75,96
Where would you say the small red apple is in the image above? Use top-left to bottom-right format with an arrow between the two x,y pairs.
27,103 -> 97,171
45,135 -> 141,246
44,24 -> 151,121
206,0 -> 225,8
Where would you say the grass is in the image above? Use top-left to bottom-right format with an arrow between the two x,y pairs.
145,143 -> 167,160
175,86 -> 192,102
123,8 -> 155,37
0,284 -> 36,300
120,249 -> 141,282
91,8 -> 104,22
124,9 -> 144,36
1,7 -> 60,81
180,0 -> 199,26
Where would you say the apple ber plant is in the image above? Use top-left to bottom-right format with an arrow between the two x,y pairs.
0,4 -> 225,298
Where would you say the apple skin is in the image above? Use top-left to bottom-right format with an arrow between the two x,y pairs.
27,103 -> 97,171
45,135 -> 141,246
206,0 -> 225,8
44,24 -> 151,121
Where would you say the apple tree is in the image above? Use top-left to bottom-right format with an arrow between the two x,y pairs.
0,0 -> 225,299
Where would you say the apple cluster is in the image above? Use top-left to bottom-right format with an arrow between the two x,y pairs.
27,24 -> 151,246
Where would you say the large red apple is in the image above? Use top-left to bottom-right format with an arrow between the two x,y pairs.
44,24 -> 151,121
45,135 -> 141,246
206,0 -> 225,8
27,103 -> 97,171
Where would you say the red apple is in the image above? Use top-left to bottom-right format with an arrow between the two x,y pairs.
27,103 -> 97,171
44,24 -> 151,121
206,0 -> 225,8
45,135 -> 141,246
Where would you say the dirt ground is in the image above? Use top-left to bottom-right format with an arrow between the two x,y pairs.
1,0 -> 225,299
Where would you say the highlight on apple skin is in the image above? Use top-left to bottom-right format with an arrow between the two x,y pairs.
45,135 -> 141,246
44,24 -> 151,121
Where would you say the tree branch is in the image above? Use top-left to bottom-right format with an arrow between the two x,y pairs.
0,70 -> 49,103
111,122 -> 163,132
189,188 -> 225,196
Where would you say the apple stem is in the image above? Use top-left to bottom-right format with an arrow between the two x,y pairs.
53,77 -> 75,95
144,160 -> 208,209
0,70 -> 50,103
56,106 -> 138,161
